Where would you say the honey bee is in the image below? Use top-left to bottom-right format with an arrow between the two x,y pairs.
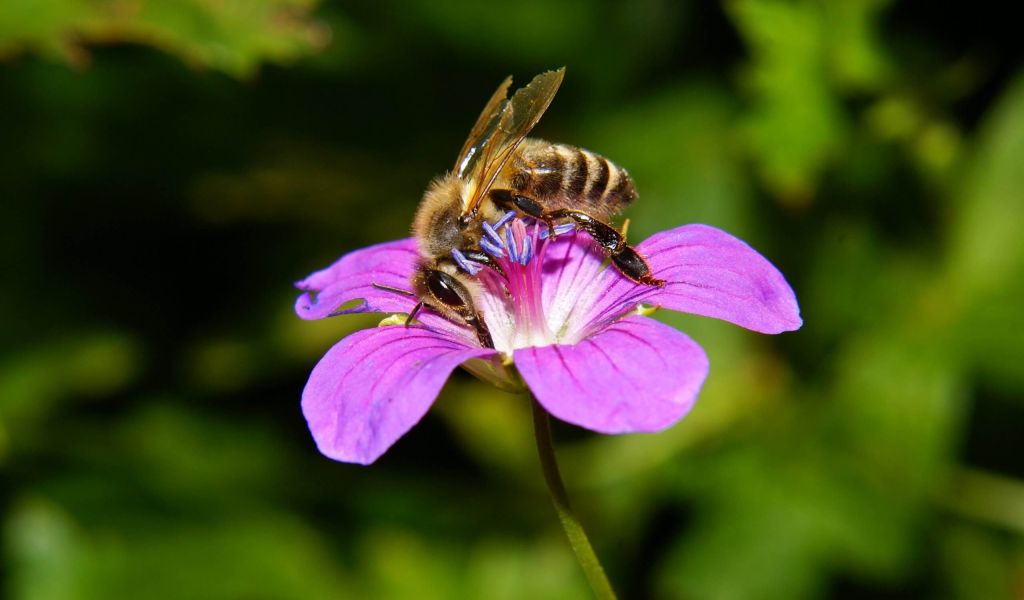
406,68 -> 663,348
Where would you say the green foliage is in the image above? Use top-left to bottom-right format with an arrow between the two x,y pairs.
727,0 -> 916,204
948,76 -> 1024,388
0,0 -> 326,77
2,1 -> 1023,598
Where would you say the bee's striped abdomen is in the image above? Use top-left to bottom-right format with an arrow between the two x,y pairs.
506,139 -> 637,220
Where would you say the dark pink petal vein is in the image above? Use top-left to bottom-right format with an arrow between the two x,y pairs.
633,224 -> 802,334
303,324 -> 496,465
514,316 -> 709,434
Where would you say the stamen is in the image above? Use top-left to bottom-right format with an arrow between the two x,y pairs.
480,237 -> 505,258
450,248 -> 481,275
539,223 -> 575,240
492,210 -> 516,230
482,221 -> 504,249
504,226 -> 520,263
519,235 -> 533,265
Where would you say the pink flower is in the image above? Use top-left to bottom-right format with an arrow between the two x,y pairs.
295,217 -> 801,464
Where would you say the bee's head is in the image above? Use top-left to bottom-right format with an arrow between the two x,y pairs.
412,259 -> 477,317
413,175 -> 479,259
411,259 -> 492,347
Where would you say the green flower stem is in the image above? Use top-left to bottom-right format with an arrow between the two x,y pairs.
530,397 -> 618,600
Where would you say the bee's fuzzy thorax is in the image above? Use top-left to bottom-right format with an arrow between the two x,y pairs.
412,174 -> 464,259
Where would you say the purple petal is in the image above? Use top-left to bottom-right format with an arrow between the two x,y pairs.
303,325 -> 496,464
636,224 -> 802,333
539,230 -> 612,336
295,238 -> 419,320
514,316 -> 708,433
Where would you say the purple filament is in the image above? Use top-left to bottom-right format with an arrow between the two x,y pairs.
492,210 -> 516,230
519,235 -> 533,265
482,221 -> 504,249
504,226 -> 520,263
480,237 -> 505,258
450,248 -> 481,275
539,223 -> 575,240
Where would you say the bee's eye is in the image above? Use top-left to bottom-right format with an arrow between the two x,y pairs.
458,214 -> 472,229
427,271 -> 465,308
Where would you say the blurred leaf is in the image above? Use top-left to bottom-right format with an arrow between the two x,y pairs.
584,84 -> 753,239
53,401 -> 294,513
357,529 -> 589,600
0,333 -> 140,448
358,528 -> 461,600
948,73 -> 1024,293
436,383 -> 535,477
188,145 -> 420,242
658,336 -> 963,598
0,0 -> 327,77
824,333 -> 965,570
404,0 -> 592,64
947,73 -> 1024,388
954,281 -> 1024,389
4,498 -> 89,600
823,0 -> 893,92
938,523 -> 1019,600
462,536 -> 590,600
121,403 -> 287,490
185,337 -> 256,392
401,0 -> 681,91
728,0 -> 851,204
939,469 -> 1024,536
88,513 -> 352,600
658,438 -> 838,599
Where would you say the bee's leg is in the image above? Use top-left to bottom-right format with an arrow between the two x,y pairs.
460,248 -> 506,277
489,189 -> 565,238
610,246 -> 665,288
406,301 -> 424,325
487,189 -> 534,214
546,209 -> 665,287
462,309 -> 493,348
545,210 -> 621,251
487,191 -> 661,284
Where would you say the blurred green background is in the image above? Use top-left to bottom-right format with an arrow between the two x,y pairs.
2,1 -> 1023,598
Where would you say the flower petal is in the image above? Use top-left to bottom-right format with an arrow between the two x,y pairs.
636,224 -> 802,333
302,325 -> 496,464
295,238 -> 419,320
538,230 -> 617,341
514,316 -> 708,433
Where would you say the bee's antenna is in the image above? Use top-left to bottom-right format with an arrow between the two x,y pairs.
371,283 -> 417,297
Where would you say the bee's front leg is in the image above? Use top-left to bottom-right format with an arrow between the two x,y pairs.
488,189 -> 559,236
462,310 -> 494,348
461,248 -> 505,277
487,190 -> 663,287
546,209 -> 665,288
545,210 -> 622,252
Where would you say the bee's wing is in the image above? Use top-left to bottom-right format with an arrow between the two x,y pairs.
454,76 -> 513,178
462,68 -> 565,217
